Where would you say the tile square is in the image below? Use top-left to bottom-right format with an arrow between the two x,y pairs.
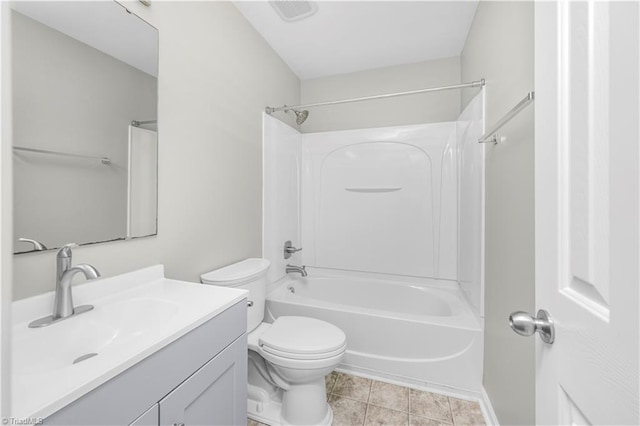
329,394 -> 368,426
449,397 -> 485,426
364,405 -> 409,426
332,372 -> 373,402
369,380 -> 410,412
409,389 -> 453,424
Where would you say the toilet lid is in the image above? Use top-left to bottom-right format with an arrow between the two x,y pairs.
259,316 -> 346,357
201,258 -> 270,286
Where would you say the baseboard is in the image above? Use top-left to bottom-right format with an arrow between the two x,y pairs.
479,387 -> 500,426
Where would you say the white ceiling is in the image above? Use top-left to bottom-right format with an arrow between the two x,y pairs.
13,1 -> 158,77
234,1 -> 478,80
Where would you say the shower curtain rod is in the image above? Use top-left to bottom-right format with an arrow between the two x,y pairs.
265,79 -> 485,114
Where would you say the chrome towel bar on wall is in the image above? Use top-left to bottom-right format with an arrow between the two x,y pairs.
13,146 -> 112,165
478,91 -> 535,144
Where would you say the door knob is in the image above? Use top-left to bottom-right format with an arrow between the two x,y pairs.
509,309 -> 555,344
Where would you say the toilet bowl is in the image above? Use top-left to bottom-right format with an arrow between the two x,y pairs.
201,259 -> 346,426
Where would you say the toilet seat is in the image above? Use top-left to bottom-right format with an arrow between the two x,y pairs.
249,317 -> 347,368
260,316 -> 346,355
261,343 -> 347,360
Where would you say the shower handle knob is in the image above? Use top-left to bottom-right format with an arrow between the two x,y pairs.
509,309 -> 555,344
283,240 -> 302,259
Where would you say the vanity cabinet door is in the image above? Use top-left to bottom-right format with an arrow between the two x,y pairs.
159,335 -> 247,426
129,404 -> 159,426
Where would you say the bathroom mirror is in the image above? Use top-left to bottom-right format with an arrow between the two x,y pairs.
11,1 -> 159,254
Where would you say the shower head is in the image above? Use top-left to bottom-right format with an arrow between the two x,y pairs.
280,106 -> 310,125
294,109 -> 309,125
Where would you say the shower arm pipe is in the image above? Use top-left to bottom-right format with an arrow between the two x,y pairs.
478,91 -> 535,144
265,79 -> 485,114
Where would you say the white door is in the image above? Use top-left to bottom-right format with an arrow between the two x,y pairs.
534,1 -> 639,424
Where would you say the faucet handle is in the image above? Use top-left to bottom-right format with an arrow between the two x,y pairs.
284,240 -> 303,259
57,243 -> 78,258
18,238 -> 48,251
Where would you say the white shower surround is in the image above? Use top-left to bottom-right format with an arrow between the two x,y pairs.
301,123 -> 458,280
262,90 -> 485,392
262,116 -> 302,284
457,93 -> 485,317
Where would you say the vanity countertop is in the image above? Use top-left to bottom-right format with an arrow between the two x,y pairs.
11,265 -> 247,419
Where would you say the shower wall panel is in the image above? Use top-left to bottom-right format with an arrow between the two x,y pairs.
457,91 -> 485,316
262,114 -> 302,283
301,123 -> 458,280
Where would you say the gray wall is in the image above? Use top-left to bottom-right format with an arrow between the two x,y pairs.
460,2 -> 535,424
11,1 -> 300,300
12,11 -> 157,254
300,57 -> 460,133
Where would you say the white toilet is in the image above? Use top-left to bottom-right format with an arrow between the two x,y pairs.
201,258 -> 346,426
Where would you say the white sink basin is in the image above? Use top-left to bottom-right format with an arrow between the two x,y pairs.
15,318 -> 118,376
11,265 -> 247,419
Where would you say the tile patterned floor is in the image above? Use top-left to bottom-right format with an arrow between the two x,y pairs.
248,372 -> 486,426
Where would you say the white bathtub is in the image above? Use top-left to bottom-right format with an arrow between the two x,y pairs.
266,272 -> 483,392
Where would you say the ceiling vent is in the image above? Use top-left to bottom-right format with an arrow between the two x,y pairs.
269,0 -> 318,22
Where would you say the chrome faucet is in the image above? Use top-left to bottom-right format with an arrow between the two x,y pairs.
286,264 -> 308,277
54,244 -> 100,318
29,244 -> 101,328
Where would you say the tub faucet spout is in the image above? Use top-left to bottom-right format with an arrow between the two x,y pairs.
286,264 -> 307,277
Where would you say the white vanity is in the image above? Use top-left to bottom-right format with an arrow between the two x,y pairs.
12,265 -> 248,425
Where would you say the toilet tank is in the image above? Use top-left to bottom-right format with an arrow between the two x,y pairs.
201,258 -> 270,332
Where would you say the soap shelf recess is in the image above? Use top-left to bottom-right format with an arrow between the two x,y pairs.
345,187 -> 402,193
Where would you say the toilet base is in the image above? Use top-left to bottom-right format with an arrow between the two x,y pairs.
247,386 -> 333,426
